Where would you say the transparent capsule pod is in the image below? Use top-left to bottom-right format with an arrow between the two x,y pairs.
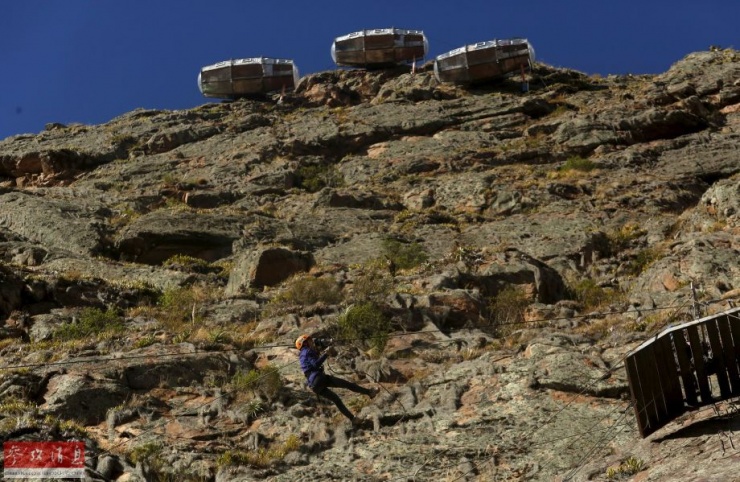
434,38 -> 534,84
331,28 -> 428,68
198,57 -> 299,98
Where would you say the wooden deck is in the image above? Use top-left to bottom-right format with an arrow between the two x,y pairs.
625,306 -> 740,437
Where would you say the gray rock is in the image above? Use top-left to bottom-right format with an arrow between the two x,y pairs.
0,192 -> 108,256
119,347 -> 237,390
95,455 -> 124,479
116,210 -> 245,264
356,358 -> 406,384
524,336 -> 629,398
226,246 -> 313,296
41,374 -> 129,425
0,263 -> 23,321
0,48 -> 738,482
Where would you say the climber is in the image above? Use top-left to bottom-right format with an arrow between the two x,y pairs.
295,334 -> 378,423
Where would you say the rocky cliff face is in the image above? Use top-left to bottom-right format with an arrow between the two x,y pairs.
0,49 -> 739,481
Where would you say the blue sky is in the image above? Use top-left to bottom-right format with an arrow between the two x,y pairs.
1,0 -> 737,141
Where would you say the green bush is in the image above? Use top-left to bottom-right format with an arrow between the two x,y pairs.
159,286 -> 192,310
231,364 -> 283,400
158,287 -> 197,326
212,259 -> 234,278
133,334 -> 158,349
569,279 -> 623,311
592,224 -> 647,260
604,224 -> 644,256
216,435 -> 300,468
243,399 -> 265,419
489,286 -> 529,327
43,415 -> 87,438
157,284 -> 218,329
296,164 -> 343,192
127,440 -> 205,481
336,303 -> 391,355
624,247 -> 663,276
560,156 -> 596,172
349,260 -> 394,304
54,308 -> 124,340
127,442 -> 164,467
162,254 -> 209,269
274,275 -> 343,306
606,456 -> 645,479
0,397 -> 37,416
381,238 -> 428,271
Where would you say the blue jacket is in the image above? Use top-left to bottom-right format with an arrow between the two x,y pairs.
299,346 -> 327,389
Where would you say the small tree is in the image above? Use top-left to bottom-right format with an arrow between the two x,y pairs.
231,364 -> 283,400
296,164 -> 343,192
54,308 -> 124,340
381,238 -> 428,271
349,259 -> 394,304
569,279 -> 623,311
488,286 -> 529,336
336,303 -> 391,356
274,275 -> 343,306
157,283 -> 218,330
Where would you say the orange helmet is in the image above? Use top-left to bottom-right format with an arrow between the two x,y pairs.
295,334 -> 311,350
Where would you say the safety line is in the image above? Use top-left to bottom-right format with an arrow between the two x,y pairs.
380,325 -> 672,481
405,417 -> 636,455
3,299 -> 737,476
0,346 -> 236,371
2,296 -> 727,477
386,450 -> 492,482
1,296 -> 733,372
560,398 -> 663,481
373,360 -> 640,481
523,298 -> 705,444
380,401 -> 636,482
97,357 -> 300,459
562,403 -> 633,481
559,399 -> 633,457
382,418 -> 634,482
325,353 -> 414,434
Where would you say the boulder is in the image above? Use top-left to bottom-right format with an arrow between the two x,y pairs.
524,334 -> 629,398
467,248 -> 567,303
118,347 -> 238,390
226,246 -> 314,296
356,358 -> 406,384
0,192 -> 108,256
115,210 -> 245,264
143,125 -> 220,154
631,231 -> 740,305
687,175 -> 740,229
41,373 -> 129,425
0,264 -> 23,321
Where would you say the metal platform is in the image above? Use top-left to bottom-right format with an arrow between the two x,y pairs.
625,306 -> 740,437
